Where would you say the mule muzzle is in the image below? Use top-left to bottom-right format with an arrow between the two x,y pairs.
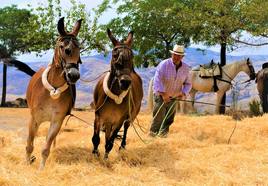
119,75 -> 131,90
66,67 -> 80,84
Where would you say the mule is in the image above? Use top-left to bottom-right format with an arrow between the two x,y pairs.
25,17 -> 82,170
148,58 -> 255,114
256,62 -> 268,113
92,29 -> 143,159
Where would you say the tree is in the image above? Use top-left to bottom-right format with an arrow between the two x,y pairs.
234,0 -> 268,46
0,1 -> 107,106
97,0 -> 192,67
0,5 -> 48,106
189,0 -> 261,114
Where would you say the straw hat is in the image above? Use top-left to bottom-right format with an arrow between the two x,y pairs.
169,44 -> 185,56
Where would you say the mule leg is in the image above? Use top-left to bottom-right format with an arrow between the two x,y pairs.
119,120 -> 130,150
26,116 -> 39,164
189,89 -> 197,113
92,114 -> 101,156
39,117 -> 64,170
104,125 -> 120,159
216,91 -> 224,114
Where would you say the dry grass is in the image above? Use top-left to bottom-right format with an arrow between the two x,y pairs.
1,108 -> 268,185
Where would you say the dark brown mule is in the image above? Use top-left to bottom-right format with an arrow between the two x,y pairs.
26,17 -> 82,170
256,63 -> 268,113
92,29 -> 143,159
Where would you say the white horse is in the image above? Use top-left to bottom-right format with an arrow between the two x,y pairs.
147,58 -> 256,114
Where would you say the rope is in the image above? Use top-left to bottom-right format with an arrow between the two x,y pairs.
171,98 -> 231,108
227,82 -> 240,144
68,114 -> 94,128
79,70 -> 110,83
158,101 -> 177,135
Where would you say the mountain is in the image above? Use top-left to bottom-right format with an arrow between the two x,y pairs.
1,47 -> 268,112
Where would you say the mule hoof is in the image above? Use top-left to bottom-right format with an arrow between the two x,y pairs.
92,150 -> 100,157
104,153 -> 109,160
26,155 -> 36,165
30,156 -> 36,164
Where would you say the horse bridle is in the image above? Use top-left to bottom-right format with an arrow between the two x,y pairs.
57,35 -> 81,82
111,44 -> 133,80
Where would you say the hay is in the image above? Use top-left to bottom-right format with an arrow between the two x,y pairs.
1,108 -> 268,185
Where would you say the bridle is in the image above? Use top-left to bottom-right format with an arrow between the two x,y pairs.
56,35 -> 81,84
111,44 -> 133,81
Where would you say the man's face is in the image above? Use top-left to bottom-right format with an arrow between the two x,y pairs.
172,53 -> 184,65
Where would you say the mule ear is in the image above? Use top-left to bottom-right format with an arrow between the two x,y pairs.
247,58 -> 250,63
57,17 -> 67,36
125,31 -> 134,47
70,19 -> 82,36
107,28 -> 119,46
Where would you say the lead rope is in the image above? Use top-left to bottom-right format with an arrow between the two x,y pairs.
227,82 -> 240,144
127,87 -> 151,144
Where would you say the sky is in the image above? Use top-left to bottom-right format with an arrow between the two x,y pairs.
1,0 -> 268,62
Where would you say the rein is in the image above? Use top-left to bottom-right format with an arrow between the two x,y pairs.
80,70 -> 110,83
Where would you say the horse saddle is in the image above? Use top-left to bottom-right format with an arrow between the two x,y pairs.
199,60 -> 222,79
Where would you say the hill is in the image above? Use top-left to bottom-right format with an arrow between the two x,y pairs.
0,47 -> 268,111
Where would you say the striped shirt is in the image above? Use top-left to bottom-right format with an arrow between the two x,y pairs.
153,58 -> 192,97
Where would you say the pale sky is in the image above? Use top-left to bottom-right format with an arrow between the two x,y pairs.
1,0 -> 267,61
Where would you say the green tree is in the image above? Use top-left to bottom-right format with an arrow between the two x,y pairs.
97,0 -> 192,67
189,0 -> 259,114
234,0 -> 268,46
0,1 -> 107,106
0,5 -> 49,106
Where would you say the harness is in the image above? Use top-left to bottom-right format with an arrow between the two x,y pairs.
42,64 -> 69,99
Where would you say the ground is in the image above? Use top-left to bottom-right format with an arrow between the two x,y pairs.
1,108 -> 268,185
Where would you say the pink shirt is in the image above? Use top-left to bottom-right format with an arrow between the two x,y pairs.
153,58 -> 192,97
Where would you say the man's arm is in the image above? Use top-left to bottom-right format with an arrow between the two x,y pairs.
154,62 -> 170,103
182,72 -> 192,96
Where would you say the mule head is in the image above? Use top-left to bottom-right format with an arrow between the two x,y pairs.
245,58 -> 256,80
55,17 -> 82,84
108,28 -> 134,91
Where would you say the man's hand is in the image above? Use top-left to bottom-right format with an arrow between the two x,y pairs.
159,92 -> 171,103
177,92 -> 186,99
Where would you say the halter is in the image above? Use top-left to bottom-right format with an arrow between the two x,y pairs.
102,44 -> 133,104
57,35 -> 80,76
42,35 -> 81,99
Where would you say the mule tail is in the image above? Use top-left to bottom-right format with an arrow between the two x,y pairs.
2,58 -> 36,76
262,70 -> 268,113
147,78 -> 154,112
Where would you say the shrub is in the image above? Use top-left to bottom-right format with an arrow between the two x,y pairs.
249,99 -> 262,117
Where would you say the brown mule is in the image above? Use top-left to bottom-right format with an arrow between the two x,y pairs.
256,63 -> 268,113
92,29 -> 143,159
25,17 -> 82,170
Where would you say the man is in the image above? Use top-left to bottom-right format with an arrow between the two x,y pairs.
149,44 -> 192,137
